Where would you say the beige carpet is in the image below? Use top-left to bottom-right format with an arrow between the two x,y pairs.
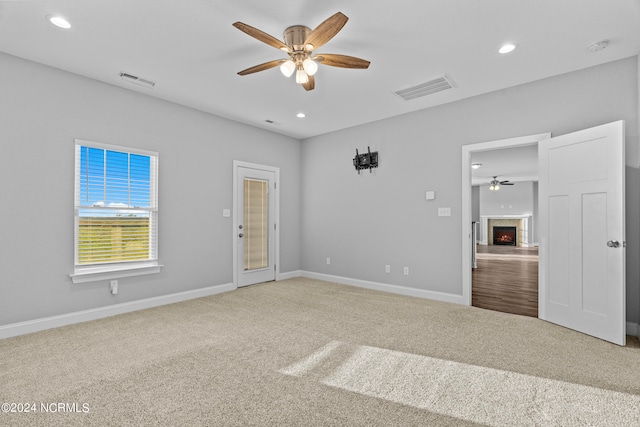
1,278 -> 639,426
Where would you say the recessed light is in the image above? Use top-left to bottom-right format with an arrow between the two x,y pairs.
499,43 -> 517,54
296,113 -> 306,118
471,163 -> 482,169
47,15 -> 71,29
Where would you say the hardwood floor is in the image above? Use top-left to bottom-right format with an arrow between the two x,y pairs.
472,245 -> 538,317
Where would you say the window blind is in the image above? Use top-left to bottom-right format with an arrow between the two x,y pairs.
244,178 -> 268,270
74,141 -> 158,267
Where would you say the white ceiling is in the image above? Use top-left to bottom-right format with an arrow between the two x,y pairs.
0,1 -> 638,140
471,144 -> 539,186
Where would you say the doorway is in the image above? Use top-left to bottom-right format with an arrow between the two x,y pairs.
233,161 -> 279,288
463,122 -> 626,345
461,133 -> 550,309
470,144 -> 541,317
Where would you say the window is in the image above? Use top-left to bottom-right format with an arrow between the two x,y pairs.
71,140 -> 160,283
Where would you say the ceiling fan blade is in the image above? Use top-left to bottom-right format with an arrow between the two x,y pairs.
314,54 -> 370,69
233,22 -> 291,52
304,12 -> 348,51
302,74 -> 315,91
501,182 -> 514,185
237,59 -> 286,76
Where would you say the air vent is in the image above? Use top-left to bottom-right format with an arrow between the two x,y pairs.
119,72 -> 155,89
394,75 -> 454,101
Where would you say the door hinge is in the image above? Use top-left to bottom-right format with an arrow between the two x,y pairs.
274,223 -> 277,230
274,182 -> 277,189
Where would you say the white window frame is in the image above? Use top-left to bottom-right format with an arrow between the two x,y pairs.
70,139 -> 162,284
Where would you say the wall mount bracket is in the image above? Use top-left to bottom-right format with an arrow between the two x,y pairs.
353,146 -> 379,174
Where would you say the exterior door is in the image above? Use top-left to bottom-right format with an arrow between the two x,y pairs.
234,162 -> 277,287
538,121 -> 625,345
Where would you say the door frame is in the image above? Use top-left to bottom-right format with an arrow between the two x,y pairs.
233,160 -> 280,288
461,133 -> 551,306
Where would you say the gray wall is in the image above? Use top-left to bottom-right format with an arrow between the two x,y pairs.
300,57 -> 640,324
479,181 -> 534,217
0,52 -> 301,326
1,51 -> 638,328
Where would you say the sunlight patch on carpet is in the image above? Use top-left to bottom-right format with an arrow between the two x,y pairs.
278,340 -> 342,377
280,342 -> 640,426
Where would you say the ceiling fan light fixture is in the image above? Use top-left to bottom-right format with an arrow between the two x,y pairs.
489,185 -> 495,191
296,68 -> 309,84
303,58 -> 318,76
280,60 -> 296,78
233,12 -> 370,91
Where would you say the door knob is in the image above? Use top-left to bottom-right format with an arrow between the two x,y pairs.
607,240 -> 620,248
239,233 -> 244,238
239,225 -> 243,229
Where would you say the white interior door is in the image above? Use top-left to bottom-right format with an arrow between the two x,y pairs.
234,162 -> 278,287
539,120 -> 625,345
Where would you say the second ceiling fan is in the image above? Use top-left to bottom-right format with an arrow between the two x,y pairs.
488,176 -> 514,191
233,12 -> 370,91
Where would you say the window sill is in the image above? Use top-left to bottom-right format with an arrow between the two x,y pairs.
70,262 -> 163,284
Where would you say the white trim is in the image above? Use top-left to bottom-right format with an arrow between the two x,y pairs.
6,273 -> 635,340
278,270 -> 303,281
301,271 -> 465,305
74,138 -> 158,157
0,283 -> 234,340
70,262 -> 163,284
233,161 -> 280,288
461,133 -> 551,306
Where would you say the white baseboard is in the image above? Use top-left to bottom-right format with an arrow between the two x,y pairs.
300,272 -> 640,338
626,322 -> 640,338
278,270 -> 303,281
300,271 -> 465,305
0,283 -> 235,340
4,274 -> 636,341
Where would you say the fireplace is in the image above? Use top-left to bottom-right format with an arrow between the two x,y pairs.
493,226 -> 517,246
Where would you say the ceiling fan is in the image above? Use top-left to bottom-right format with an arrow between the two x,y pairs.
488,176 -> 514,191
232,12 -> 370,91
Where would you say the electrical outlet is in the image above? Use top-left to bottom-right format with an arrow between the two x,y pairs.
110,280 -> 118,295
403,267 -> 409,276
385,265 -> 391,273
326,257 -> 331,265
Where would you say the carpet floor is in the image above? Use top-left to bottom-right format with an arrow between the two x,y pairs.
1,278 -> 639,426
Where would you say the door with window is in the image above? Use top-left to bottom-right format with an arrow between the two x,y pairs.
234,162 -> 278,287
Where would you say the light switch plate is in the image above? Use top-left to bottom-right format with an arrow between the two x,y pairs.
222,209 -> 231,217
425,191 -> 435,200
